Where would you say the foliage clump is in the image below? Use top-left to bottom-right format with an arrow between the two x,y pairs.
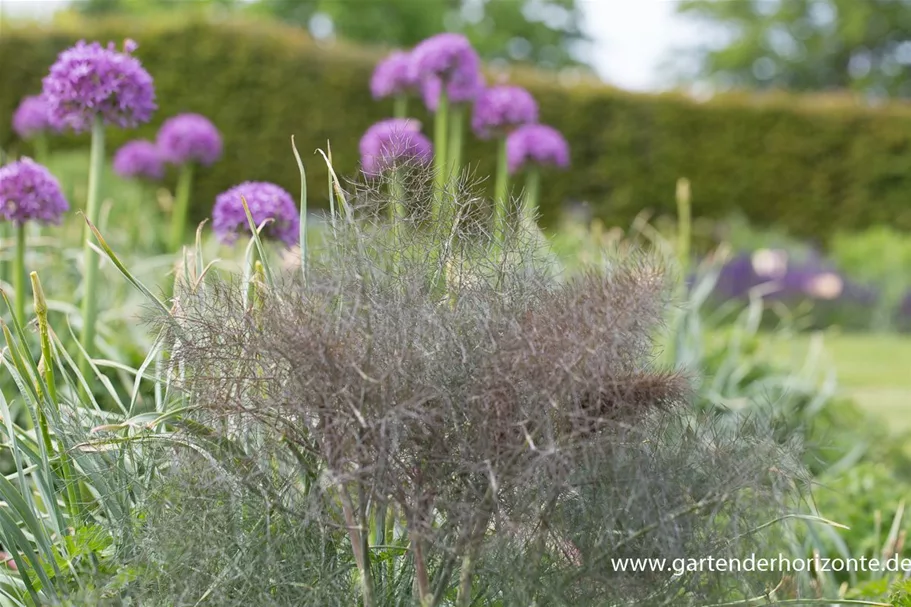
127,172 -> 807,606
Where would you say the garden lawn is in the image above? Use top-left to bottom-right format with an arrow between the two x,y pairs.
772,332 -> 911,432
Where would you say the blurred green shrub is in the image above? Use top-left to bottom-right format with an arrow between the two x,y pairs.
891,581 -> 911,606
831,226 -> 911,330
5,16 -> 911,238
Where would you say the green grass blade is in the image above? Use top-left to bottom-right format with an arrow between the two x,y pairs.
63,322 -> 128,415
239,195 -> 276,288
292,135 -> 308,284
317,147 -> 350,221
82,215 -> 172,319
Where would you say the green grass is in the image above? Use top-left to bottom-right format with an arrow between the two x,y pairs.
771,332 -> 911,431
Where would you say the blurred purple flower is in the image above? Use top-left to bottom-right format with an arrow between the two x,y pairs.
506,124 -> 570,174
371,50 -> 420,99
410,33 -> 483,110
712,253 -> 762,301
157,113 -> 223,166
42,39 -> 156,133
12,95 -> 53,139
471,85 -> 538,139
410,33 -> 477,81
359,118 -> 433,178
712,249 -> 877,306
420,67 -> 484,110
0,157 -> 69,225
113,139 -> 165,180
212,181 -> 299,247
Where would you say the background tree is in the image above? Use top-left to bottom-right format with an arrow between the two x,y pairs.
75,0 -> 590,70
315,0 -> 588,69
76,0 -> 240,16
676,0 -> 911,97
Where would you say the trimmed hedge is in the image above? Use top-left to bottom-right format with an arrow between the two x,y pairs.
3,16 -> 911,239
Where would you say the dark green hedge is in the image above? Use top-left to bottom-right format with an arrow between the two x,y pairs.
3,16 -> 911,239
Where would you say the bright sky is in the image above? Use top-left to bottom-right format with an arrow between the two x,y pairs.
580,0 -> 703,91
0,0 -> 699,92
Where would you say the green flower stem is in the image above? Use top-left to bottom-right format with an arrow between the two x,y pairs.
79,116 -> 105,376
33,133 -> 49,166
13,224 -> 26,322
433,91 -> 450,217
524,168 -> 540,223
169,162 -> 195,251
388,168 -> 405,221
393,94 -> 408,120
0,223 -> 9,285
447,105 -> 464,183
493,136 -> 509,240
676,177 -> 692,271
29,135 -> 48,245
668,178 -> 692,365
387,170 -> 406,271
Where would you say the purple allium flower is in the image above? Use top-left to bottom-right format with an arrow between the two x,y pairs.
156,113 -> 223,166
471,85 -> 538,139
113,139 -> 165,180
711,253 -> 762,300
359,118 -> 433,178
711,249 -> 877,306
371,50 -> 420,99
410,33 -> 477,81
410,33 -> 483,110
212,182 -> 299,247
420,67 -> 485,111
12,95 -> 53,139
42,39 -> 156,133
506,124 -> 570,174
0,157 -> 69,225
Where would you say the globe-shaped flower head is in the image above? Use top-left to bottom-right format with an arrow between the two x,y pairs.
12,95 -> 54,139
212,182 -> 299,247
42,39 -> 156,133
472,85 -> 538,140
156,113 -> 223,166
506,124 -> 570,175
410,33 -> 483,110
359,119 -> 433,178
371,51 -> 420,99
113,140 -> 165,180
420,67 -> 484,112
0,158 -> 69,225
